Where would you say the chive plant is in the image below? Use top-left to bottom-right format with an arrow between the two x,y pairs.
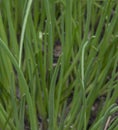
0,0 -> 118,130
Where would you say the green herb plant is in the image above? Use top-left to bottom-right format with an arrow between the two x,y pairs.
0,0 -> 118,130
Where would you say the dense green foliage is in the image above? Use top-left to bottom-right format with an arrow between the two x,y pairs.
0,0 -> 118,130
